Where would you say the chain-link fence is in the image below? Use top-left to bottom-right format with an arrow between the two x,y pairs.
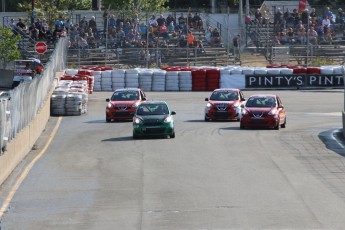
0,37 -> 67,154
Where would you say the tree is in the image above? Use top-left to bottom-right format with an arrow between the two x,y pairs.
0,26 -> 21,69
102,0 -> 169,16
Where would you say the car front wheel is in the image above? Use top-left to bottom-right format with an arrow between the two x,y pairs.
281,118 -> 286,128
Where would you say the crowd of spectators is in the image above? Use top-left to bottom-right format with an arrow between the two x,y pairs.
248,6 -> 345,46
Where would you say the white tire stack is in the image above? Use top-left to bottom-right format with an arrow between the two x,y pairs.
51,90 -> 68,116
242,67 -> 255,75
152,70 -> 166,91
165,71 -> 180,91
254,67 -> 268,75
111,69 -> 126,90
280,68 -> 294,75
267,68 -> 281,75
178,71 -> 192,91
139,69 -> 153,91
65,93 -> 84,116
92,71 -> 102,91
101,70 -> 113,91
125,69 -> 139,88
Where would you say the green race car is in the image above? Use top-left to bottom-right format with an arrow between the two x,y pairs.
133,101 -> 176,139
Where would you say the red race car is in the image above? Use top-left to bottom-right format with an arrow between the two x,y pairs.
240,94 -> 286,130
106,88 -> 147,122
204,88 -> 246,121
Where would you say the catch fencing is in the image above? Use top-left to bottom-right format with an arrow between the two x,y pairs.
0,38 -> 67,154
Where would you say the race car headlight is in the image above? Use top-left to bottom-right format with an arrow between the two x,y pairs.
206,103 -> 212,108
232,102 -> 240,108
132,101 -> 140,108
107,103 -> 113,108
242,108 -> 249,115
134,117 -> 143,124
164,116 -> 172,123
268,109 -> 278,115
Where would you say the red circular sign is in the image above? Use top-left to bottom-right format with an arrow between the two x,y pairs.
35,42 -> 47,54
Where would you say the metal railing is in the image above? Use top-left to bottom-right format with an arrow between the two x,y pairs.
0,37 -> 67,154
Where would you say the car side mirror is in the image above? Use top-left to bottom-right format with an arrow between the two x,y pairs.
241,98 -> 246,101
171,111 -> 176,115
106,98 -> 110,102
142,97 -> 147,101
205,98 -> 209,101
278,105 -> 284,108
240,104 -> 245,108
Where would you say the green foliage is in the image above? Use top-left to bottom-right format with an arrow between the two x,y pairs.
102,0 -> 169,16
0,26 -> 21,69
311,56 -> 337,66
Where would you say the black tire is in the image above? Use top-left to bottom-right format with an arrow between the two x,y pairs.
275,122 -> 280,130
133,132 -> 138,139
170,131 -> 175,138
204,115 -> 210,122
106,118 -> 111,122
240,122 -> 245,129
281,118 -> 286,128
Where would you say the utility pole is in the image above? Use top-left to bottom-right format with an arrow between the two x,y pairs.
31,0 -> 35,24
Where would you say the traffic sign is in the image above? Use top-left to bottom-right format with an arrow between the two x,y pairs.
35,42 -> 47,54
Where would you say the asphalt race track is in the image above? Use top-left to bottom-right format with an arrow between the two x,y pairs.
1,90 -> 345,230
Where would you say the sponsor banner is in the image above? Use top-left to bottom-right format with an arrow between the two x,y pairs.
245,74 -> 344,88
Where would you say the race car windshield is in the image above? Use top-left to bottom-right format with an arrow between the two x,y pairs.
246,97 -> 276,107
210,91 -> 238,101
111,91 -> 139,101
137,104 -> 169,115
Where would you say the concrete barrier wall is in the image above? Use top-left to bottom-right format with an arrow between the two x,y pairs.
0,88 -> 52,186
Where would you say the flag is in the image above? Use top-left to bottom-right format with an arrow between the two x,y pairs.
299,0 -> 307,12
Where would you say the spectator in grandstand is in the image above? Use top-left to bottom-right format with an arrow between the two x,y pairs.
310,8 -> 317,21
69,24 -> 79,47
301,9 -> 309,26
168,21 -> 175,34
103,9 -> 109,33
308,26 -> 318,45
149,15 -> 158,28
8,18 -> 17,34
187,30 -> 195,47
177,34 -> 187,48
139,22 -> 147,36
178,13 -> 186,29
64,18 -> 72,35
255,8 -> 263,24
337,8 -> 345,24
157,14 -> 166,27
316,24 -> 325,42
123,21 -> 131,35
205,26 -> 212,44
322,16 -> 331,33
324,27 -> 333,44
79,16 -> 89,33
324,7 -> 334,23
41,18 -> 50,40
274,8 -> 283,25
116,21 -> 124,32
116,15 -> 124,28
297,27 -> 307,45
187,12 -> 194,28
193,12 -> 203,30
35,18 -> 46,40
86,27 -> 97,48
210,27 -> 221,47
108,15 -> 116,30
16,18 -> 27,35
166,14 -> 175,27
29,22 -> 39,40
88,16 -> 98,38
76,35 -> 88,49
286,27 -> 295,45
285,10 -> 295,28
275,32 -> 285,45
158,22 -> 169,39
291,9 -> 300,26
233,34 -> 240,60
116,27 -> 126,47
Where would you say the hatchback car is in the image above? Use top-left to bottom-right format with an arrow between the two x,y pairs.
240,94 -> 286,130
106,88 -> 147,122
133,101 -> 176,139
204,88 -> 246,121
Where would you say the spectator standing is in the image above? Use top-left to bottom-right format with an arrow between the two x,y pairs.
108,15 -> 116,30
322,16 -> 331,33
310,8 -> 317,20
308,26 -> 318,44
255,8 -> 263,24
8,18 -> 17,34
232,34 -> 240,60
79,16 -> 89,33
187,12 -> 194,28
301,9 -> 309,26
337,8 -> 345,24
192,12 -> 203,30
297,27 -> 307,44
178,13 -> 186,29
158,22 -> 169,39
210,27 -> 221,47
88,16 -> 98,37
16,18 -> 27,35
149,15 -> 158,28
41,18 -> 50,40
103,9 -> 109,33
156,15 -> 166,27
187,30 -> 195,47
166,14 -> 175,26
29,22 -> 39,40
205,26 -> 212,44
324,7 -> 334,23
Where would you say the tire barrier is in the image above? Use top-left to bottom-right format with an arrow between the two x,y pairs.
61,64 -> 345,94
